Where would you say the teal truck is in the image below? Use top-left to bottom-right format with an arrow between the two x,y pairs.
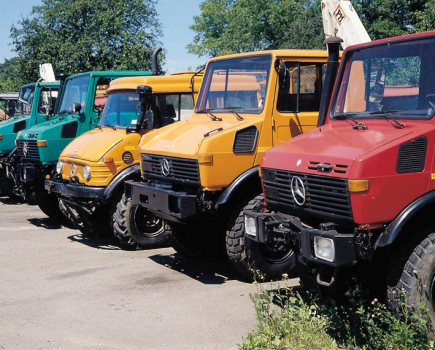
6,70 -> 150,220
0,81 -> 59,197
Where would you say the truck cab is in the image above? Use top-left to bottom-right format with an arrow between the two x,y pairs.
246,31 -> 435,325
7,70 -> 150,220
0,81 -> 59,197
44,71 -> 203,246
125,50 -> 330,278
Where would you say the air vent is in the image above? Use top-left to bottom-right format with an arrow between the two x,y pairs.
122,151 -> 134,164
307,161 -> 349,174
233,125 -> 258,153
13,120 -> 26,133
397,136 -> 427,174
61,121 -> 78,138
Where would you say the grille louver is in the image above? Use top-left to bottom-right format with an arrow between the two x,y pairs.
262,168 -> 353,221
233,126 -> 258,153
397,137 -> 427,174
142,154 -> 200,185
16,140 -> 40,161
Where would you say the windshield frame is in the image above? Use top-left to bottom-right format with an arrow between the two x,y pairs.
58,74 -> 91,116
195,54 -> 272,115
329,33 -> 435,121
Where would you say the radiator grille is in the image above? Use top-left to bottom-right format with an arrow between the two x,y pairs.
262,168 -> 353,221
397,137 -> 427,174
16,140 -> 39,161
142,154 -> 200,185
233,126 -> 258,153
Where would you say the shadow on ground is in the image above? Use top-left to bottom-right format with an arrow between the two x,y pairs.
67,233 -> 123,251
0,196 -> 26,205
149,252 -> 247,285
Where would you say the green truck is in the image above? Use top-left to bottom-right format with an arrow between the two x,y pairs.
0,81 -> 59,197
6,70 -> 150,220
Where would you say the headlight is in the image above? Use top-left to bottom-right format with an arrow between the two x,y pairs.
56,161 -> 63,174
313,236 -> 335,262
83,165 -> 91,181
244,215 -> 257,237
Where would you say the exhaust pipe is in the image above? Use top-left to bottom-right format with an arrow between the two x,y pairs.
152,47 -> 163,76
53,72 -> 68,115
317,37 -> 343,127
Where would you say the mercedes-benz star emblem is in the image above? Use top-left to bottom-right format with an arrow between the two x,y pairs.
71,164 -> 77,176
23,141 -> 28,157
160,158 -> 171,176
291,176 -> 306,206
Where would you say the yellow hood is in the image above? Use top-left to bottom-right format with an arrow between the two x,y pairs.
61,128 -> 124,162
139,115 -> 248,158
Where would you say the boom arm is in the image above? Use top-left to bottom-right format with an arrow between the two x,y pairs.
321,0 -> 371,50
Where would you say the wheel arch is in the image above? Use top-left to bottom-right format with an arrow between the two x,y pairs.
103,164 -> 141,200
377,190 -> 435,247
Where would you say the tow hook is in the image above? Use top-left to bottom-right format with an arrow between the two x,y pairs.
316,266 -> 338,287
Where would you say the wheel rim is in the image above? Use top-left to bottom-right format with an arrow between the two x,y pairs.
134,206 -> 164,238
259,240 -> 294,265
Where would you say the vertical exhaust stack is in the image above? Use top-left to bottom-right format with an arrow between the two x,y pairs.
152,47 -> 163,76
317,37 -> 343,127
53,72 -> 67,115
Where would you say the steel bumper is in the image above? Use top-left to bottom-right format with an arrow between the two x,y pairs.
243,210 -> 357,268
125,180 -> 197,221
45,179 -> 105,199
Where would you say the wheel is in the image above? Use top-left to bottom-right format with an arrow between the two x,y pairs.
0,167 -> 17,198
113,193 -> 169,249
59,199 -> 110,238
35,188 -> 65,222
226,194 -> 296,281
169,219 -> 226,261
387,231 -> 435,336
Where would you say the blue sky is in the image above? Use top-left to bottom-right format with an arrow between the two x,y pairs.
0,0 -> 207,74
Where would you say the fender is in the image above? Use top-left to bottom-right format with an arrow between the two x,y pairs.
376,191 -> 435,247
103,164 -> 141,200
215,166 -> 260,209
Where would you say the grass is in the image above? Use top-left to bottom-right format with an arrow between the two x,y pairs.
240,277 -> 433,350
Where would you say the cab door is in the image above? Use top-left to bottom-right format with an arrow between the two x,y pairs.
272,60 -> 325,145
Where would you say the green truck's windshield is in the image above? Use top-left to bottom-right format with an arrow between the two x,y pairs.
196,55 -> 271,114
331,37 -> 435,119
58,75 -> 90,115
16,85 -> 35,117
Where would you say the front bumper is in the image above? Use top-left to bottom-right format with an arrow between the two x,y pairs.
45,178 -> 105,199
125,180 -> 198,221
244,210 -> 357,268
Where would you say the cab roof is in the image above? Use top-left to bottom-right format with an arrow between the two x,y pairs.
19,80 -> 59,90
66,70 -> 152,80
207,49 -> 329,63
107,71 -> 203,94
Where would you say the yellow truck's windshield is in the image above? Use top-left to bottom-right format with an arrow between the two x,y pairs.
99,91 -> 140,127
196,55 -> 271,114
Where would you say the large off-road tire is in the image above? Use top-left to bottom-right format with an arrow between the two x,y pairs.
169,219 -> 226,261
113,193 -> 169,250
35,188 -> 65,222
226,195 -> 296,281
387,231 -> 435,336
0,167 -> 17,198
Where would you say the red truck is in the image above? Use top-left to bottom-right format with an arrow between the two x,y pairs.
241,30 -> 435,324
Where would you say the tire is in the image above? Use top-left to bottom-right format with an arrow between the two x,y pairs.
35,188 -> 65,222
169,219 -> 226,261
387,231 -> 435,336
0,167 -> 17,198
113,193 -> 169,249
226,194 -> 296,281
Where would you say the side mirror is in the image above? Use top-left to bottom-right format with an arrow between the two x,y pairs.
145,110 -> 154,130
73,102 -> 82,113
279,64 -> 290,94
369,66 -> 386,103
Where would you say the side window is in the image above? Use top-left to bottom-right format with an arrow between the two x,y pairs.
180,94 -> 194,120
277,63 -> 324,113
38,88 -> 59,114
93,77 -> 111,112
153,93 -> 194,127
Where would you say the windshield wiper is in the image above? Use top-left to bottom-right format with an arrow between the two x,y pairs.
370,110 -> 406,128
212,107 -> 244,121
103,124 -> 117,130
334,113 -> 367,129
197,109 -> 222,121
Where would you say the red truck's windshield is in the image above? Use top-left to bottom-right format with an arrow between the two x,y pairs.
331,37 -> 435,120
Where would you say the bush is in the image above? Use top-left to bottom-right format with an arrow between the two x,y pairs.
240,279 -> 432,349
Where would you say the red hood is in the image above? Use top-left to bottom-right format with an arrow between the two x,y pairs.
262,120 -> 417,178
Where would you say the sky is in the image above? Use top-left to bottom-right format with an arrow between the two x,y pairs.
0,0 -> 207,74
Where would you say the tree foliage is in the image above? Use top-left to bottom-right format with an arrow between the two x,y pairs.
9,0 -> 162,84
0,57 -> 23,93
189,0 -> 435,58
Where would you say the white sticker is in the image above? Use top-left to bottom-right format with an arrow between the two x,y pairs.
131,119 -> 137,125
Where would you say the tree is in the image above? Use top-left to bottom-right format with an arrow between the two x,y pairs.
0,57 -> 23,93
10,0 -> 162,82
187,0 -> 324,58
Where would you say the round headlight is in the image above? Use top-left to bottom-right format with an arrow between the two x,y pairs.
83,165 -> 91,181
56,161 -> 63,174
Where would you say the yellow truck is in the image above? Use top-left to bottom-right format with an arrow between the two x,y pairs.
45,71 -> 203,248
124,50 -> 330,278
